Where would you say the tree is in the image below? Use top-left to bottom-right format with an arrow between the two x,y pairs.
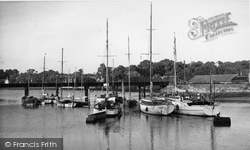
96,63 -> 106,81
153,62 -> 165,76
114,65 -> 126,81
0,69 -> 7,79
96,63 -> 112,82
137,60 -> 152,79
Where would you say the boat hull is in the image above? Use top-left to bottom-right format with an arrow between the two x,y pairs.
73,101 -> 89,107
86,110 -> 106,123
56,101 -> 75,108
173,102 -> 221,117
106,108 -> 120,116
22,96 -> 41,106
44,99 -> 54,104
139,99 -> 175,115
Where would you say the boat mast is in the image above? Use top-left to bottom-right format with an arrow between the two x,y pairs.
74,67 -> 76,99
112,59 -> 114,95
209,64 -> 213,101
81,68 -> 83,99
61,48 -> 64,99
106,18 -> 109,97
42,53 -> 46,94
173,33 -> 177,93
68,69 -> 70,96
149,2 -> 153,98
128,36 -> 131,98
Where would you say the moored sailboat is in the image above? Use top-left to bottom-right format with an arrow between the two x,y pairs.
169,34 -> 221,117
21,71 -> 42,106
138,3 -> 175,116
39,54 -> 56,105
92,18 -> 121,117
56,69 -> 75,108
126,36 -> 138,107
72,68 -> 89,108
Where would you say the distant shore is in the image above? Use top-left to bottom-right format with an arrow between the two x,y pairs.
216,97 -> 250,102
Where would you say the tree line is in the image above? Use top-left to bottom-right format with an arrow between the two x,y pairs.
1,59 -> 248,84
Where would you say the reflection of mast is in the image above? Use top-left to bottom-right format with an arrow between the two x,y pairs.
150,125 -> 154,150
104,122 -> 110,150
174,116 -> 180,150
210,125 -> 216,150
129,110 -> 132,150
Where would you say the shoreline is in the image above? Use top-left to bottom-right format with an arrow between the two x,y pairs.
216,97 -> 250,103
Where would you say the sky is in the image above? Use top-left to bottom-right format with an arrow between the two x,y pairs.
0,0 -> 249,74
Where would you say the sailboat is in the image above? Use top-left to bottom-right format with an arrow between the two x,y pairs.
138,3 -> 175,115
22,74 -> 42,106
126,36 -> 137,107
56,67 -> 75,108
40,54 -> 56,104
73,69 -> 89,107
168,34 -> 221,117
93,19 -> 121,116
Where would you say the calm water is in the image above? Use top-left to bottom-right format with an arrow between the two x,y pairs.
0,89 -> 250,150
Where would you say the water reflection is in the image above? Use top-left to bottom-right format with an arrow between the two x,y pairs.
0,103 -> 220,150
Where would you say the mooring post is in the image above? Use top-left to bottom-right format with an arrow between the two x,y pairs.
84,86 -> 89,102
116,84 -> 118,96
143,85 -> 146,98
55,87 -> 59,97
24,86 -> 29,96
138,85 -> 141,100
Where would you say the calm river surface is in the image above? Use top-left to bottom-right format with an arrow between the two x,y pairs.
0,89 -> 250,150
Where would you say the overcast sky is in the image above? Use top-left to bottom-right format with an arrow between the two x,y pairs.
0,0 -> 249,74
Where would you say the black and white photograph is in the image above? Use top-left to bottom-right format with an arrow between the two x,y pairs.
0,0 -> 249,149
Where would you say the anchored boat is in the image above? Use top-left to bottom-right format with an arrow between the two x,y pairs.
138,3 -> 175,116
169,34 -> 221,117
92,19 -> 122,117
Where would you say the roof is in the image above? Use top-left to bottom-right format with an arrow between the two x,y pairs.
189,74 -> 238,83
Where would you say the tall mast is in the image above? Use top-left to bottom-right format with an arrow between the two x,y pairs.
174,33 -> 177,93
209,64 -> 212,101
184,60 -> 186,84
112,59 -> 114,95
42,53 -> 46,93
81,68 -> 83,99
61,48 -> 64,98
106,18 -> 109,97
128,36 -> 131,98
74,67 -> 76,99
68,69 -> 70,95
149,2 -> 153,98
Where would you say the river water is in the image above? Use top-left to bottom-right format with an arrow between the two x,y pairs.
0,89 -> 250,150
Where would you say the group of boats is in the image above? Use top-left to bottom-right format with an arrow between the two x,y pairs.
22,93 -> 89,108
139,93 -> 221,117
138,3 -> 221,117
22,55 -> 90,108
22,2 -> 221,124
